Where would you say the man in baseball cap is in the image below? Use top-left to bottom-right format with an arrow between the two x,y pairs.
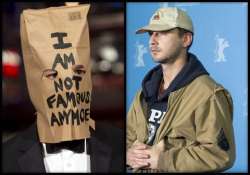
127,7 -> 235,173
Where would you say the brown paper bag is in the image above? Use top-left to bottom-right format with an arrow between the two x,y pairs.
20,4 -> 95,143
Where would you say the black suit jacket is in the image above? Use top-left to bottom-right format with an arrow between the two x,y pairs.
2,122 -> 124,173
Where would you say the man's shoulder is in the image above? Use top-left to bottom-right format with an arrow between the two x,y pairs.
92,122 -> 124,148
3,133 -> 21,155
91,122 -> 124,172
2,124 -> 37,172
183,75 -> 232,105
2,135 -> 20,172
3,124 -> 36,153
189,74 -> 226,93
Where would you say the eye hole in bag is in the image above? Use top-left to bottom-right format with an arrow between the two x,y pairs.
42,69 -> 58,80
72,64 -> 86,75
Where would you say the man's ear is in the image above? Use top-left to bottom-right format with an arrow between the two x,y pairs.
182,32 -> 193,48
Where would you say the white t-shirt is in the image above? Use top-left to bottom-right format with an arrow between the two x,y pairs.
42,140 -> 91,173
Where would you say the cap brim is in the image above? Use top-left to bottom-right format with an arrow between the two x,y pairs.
135,24 -> 174,34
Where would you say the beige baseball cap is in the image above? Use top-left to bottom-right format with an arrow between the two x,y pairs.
136,7 -> 193,34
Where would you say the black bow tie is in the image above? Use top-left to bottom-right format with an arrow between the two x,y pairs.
45,139 -> 89,154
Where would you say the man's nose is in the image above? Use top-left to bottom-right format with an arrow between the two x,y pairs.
150,32 -> 158,46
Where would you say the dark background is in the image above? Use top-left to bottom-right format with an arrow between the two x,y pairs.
1,2 -> 124,142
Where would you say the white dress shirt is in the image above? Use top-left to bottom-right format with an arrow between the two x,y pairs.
42,139 -> 91,173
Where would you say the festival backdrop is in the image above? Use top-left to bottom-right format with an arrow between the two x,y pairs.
126,2 -> 247,172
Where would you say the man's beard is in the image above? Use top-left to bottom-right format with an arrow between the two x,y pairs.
154,45 -> 182,64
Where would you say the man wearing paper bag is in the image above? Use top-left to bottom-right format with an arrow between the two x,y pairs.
3,4 -> 124,173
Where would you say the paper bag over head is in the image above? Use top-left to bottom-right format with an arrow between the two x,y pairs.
20,4 -> 95,143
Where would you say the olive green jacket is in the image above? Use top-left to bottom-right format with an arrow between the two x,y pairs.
127,75 -> 235,172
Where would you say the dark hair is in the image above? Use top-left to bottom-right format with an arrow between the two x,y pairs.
176,27 -> 193,51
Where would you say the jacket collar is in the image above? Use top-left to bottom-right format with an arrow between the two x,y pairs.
17,122 -> 112,172
142,52 -> 209,102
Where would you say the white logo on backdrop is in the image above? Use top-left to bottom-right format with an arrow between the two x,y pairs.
214,34 -> 230,63
135,41 -> 147,67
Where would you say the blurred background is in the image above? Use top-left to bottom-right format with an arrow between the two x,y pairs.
1,2 -> 124,142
